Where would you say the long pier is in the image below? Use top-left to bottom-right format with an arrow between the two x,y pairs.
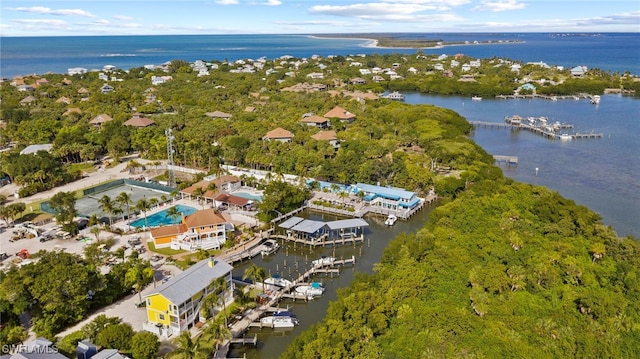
470,119 -> 603,140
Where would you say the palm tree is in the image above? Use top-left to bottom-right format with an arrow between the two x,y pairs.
193,187 -> 205,209
337,190 -> 349,206
243,263 -> 266,294
200,290 -> 220,321
98,195 -> 116,227
135,198 -> 151,230
201,316 -> 231,351
90,226 -> 101,241
213,276 -> 230,327
165,205 -> 181,224
171,331 -> 210,359
115,191 -> 133,232
125,259 -> 155,303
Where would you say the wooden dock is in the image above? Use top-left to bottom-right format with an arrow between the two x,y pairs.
271,233 -> 365,247
470,120 -> 603,140
493,155 -> 518,165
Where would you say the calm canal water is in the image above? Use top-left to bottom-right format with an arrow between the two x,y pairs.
228,205 -> 436,358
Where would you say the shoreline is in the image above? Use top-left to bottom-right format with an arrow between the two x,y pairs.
309,34 -> 524,50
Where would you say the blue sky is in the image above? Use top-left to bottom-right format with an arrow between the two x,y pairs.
1,0 -> 638,36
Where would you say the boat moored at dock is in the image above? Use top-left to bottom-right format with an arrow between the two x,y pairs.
260,239 -> 280,257
259,315 -> 299,328
294,282 -> 325,297
384,214 -> 398,226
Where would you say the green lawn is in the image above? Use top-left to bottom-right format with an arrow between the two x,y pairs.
147,241 -> 185,256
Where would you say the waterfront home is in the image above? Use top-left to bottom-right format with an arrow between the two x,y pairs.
354,183 -> 422,211
301,114 -> 331,129
324,106 -> 356,123
263,127 -> 294,142
68,67 -> 88,75
143,257 -> 233,337
570,66 -> 587,78
179,176 -> 242,204
149,208 -> 232,251
124,112 -> 155,127
214,193 -> 252,211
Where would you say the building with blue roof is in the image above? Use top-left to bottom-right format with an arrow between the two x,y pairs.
354,183 -> 421,210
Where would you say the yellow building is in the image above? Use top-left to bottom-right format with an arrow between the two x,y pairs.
142,257 -> 233,337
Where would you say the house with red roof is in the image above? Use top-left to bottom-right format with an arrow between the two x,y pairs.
263,127 -> 294,143
124,112 -> 155,127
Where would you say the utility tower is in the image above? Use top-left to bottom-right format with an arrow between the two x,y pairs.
165,128 -> 176,188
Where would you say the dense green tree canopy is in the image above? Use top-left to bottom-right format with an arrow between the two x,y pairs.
282,179 -> 640,358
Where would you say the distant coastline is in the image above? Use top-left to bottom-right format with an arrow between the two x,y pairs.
310,33 -> 523,49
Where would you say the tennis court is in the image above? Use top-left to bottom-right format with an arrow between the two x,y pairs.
43,179 -> 174,220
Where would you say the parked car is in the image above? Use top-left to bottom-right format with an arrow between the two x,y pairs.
128,236 -> 141,246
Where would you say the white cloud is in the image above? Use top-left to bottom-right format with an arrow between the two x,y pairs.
13,19 -> 69,26
216,0 -> 239,4
113,15 -> 133,21
262,0 -> 282,5
93,19 -> 110,25
309,3 -> 462,22
10,6 -> 95,17
472,0 -> 526,12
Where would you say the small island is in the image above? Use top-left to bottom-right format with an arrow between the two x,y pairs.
312,33 -> 523,48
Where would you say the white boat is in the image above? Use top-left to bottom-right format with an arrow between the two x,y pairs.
591,95 -> 601,104
559,134 -> 572,141
384,214 -> 398,226
264,276 -> 293,288
384,91 -> 405,101
260,315 -> 299,328
311,256 -> 336,267
260,239 -> 280,256
471,96 -> 482,101
294,282 -> 325,297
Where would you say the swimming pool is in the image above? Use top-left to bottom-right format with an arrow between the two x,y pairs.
130,205 -> 196,228
233,192 -> 263,202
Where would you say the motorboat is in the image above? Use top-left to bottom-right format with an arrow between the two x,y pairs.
294,282 -> 325,297
590,95 -> 601,104
384,214 -> 398,226
384,91 -> 405,101
559,133 -> 572,141
471,96 -> 482,101
312,256 -> 336,267
260,315 -> 299,328
264,275 -> 293,289
260,239 -> 280,256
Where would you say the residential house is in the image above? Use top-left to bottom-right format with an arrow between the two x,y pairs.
355,183 -> 422,211
300,115 -> 331,129
2,337 -> 67,359
151,75 -> 173,85
372,75 -> 385,82
124,112 -> 155,127
143,257 -> 233,337
349,77 -> 367,85
19,95 -> 37,106
100,84 -> 114,94
17,84 -> 34,92
306,72 -> 324,79
263,127 -> 294,142
205,110 -> 233,120
458,74 -> 476,82
407,67 -> 418,74
149,208 -> 232,251
180,176 -> 242,205
450,60 -> 460,68
311,130 -> 340,149
67,67 -> 88,75
89,114 -> 113,129
56,96 -> 71,104
570,66 -> 587,78
433,63 -> 444,71
359,69 -> 371,75
461,64 -> 472,72
349,61 -> 362,67
324,106 -> 356,123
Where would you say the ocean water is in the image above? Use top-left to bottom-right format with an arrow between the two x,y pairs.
404,93 -> 640,238
1,33 -> 639,78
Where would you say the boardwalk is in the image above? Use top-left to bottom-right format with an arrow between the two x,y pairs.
470,120 -> 603,140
